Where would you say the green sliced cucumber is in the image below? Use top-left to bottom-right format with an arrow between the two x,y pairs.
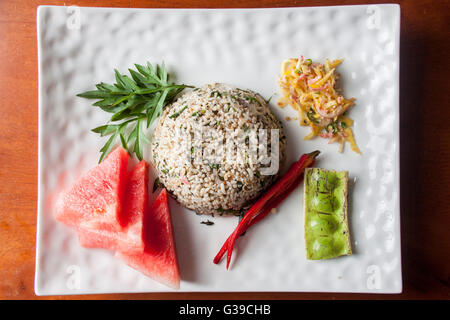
304,168 -> 352,260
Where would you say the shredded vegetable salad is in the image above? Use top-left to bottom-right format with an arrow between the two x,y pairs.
277,56 -> 361,154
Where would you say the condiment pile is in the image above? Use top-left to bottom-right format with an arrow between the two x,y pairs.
278,56 -> 360,154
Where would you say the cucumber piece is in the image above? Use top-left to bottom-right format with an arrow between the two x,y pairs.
304,168 -> 352,260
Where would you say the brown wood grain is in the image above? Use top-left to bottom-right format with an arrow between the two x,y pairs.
0,0 -> 448,300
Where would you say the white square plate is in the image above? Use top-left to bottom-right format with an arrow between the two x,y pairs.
36,5 -> 401,295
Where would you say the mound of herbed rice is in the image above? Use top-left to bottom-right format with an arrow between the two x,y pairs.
151,83 -> 286,215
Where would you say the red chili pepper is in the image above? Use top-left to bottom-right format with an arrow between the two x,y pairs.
213,150 -> 320,268
213,171 -> 301,264
224,150 -> 320,268
212,179 -> 300,265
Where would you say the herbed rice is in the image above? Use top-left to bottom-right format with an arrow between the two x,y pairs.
151,83 -> 286,215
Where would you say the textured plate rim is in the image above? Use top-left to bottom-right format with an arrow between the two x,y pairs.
34,4 -> 402,295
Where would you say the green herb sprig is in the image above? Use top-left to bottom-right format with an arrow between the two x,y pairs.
77,62 -> 193,162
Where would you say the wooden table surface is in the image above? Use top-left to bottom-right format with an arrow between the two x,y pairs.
0,0 -> 448,300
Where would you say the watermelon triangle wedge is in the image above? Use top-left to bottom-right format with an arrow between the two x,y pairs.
77,160 -> 149,253
116,189 -> 181,289
54,147 -> 129,233
54,148 -> 180,289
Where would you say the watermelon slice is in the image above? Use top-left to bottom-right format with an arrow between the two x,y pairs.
54,147 -> 129,233
116,189 -> 180,289
77,160 -> 149,253
55,150 -> 180,289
